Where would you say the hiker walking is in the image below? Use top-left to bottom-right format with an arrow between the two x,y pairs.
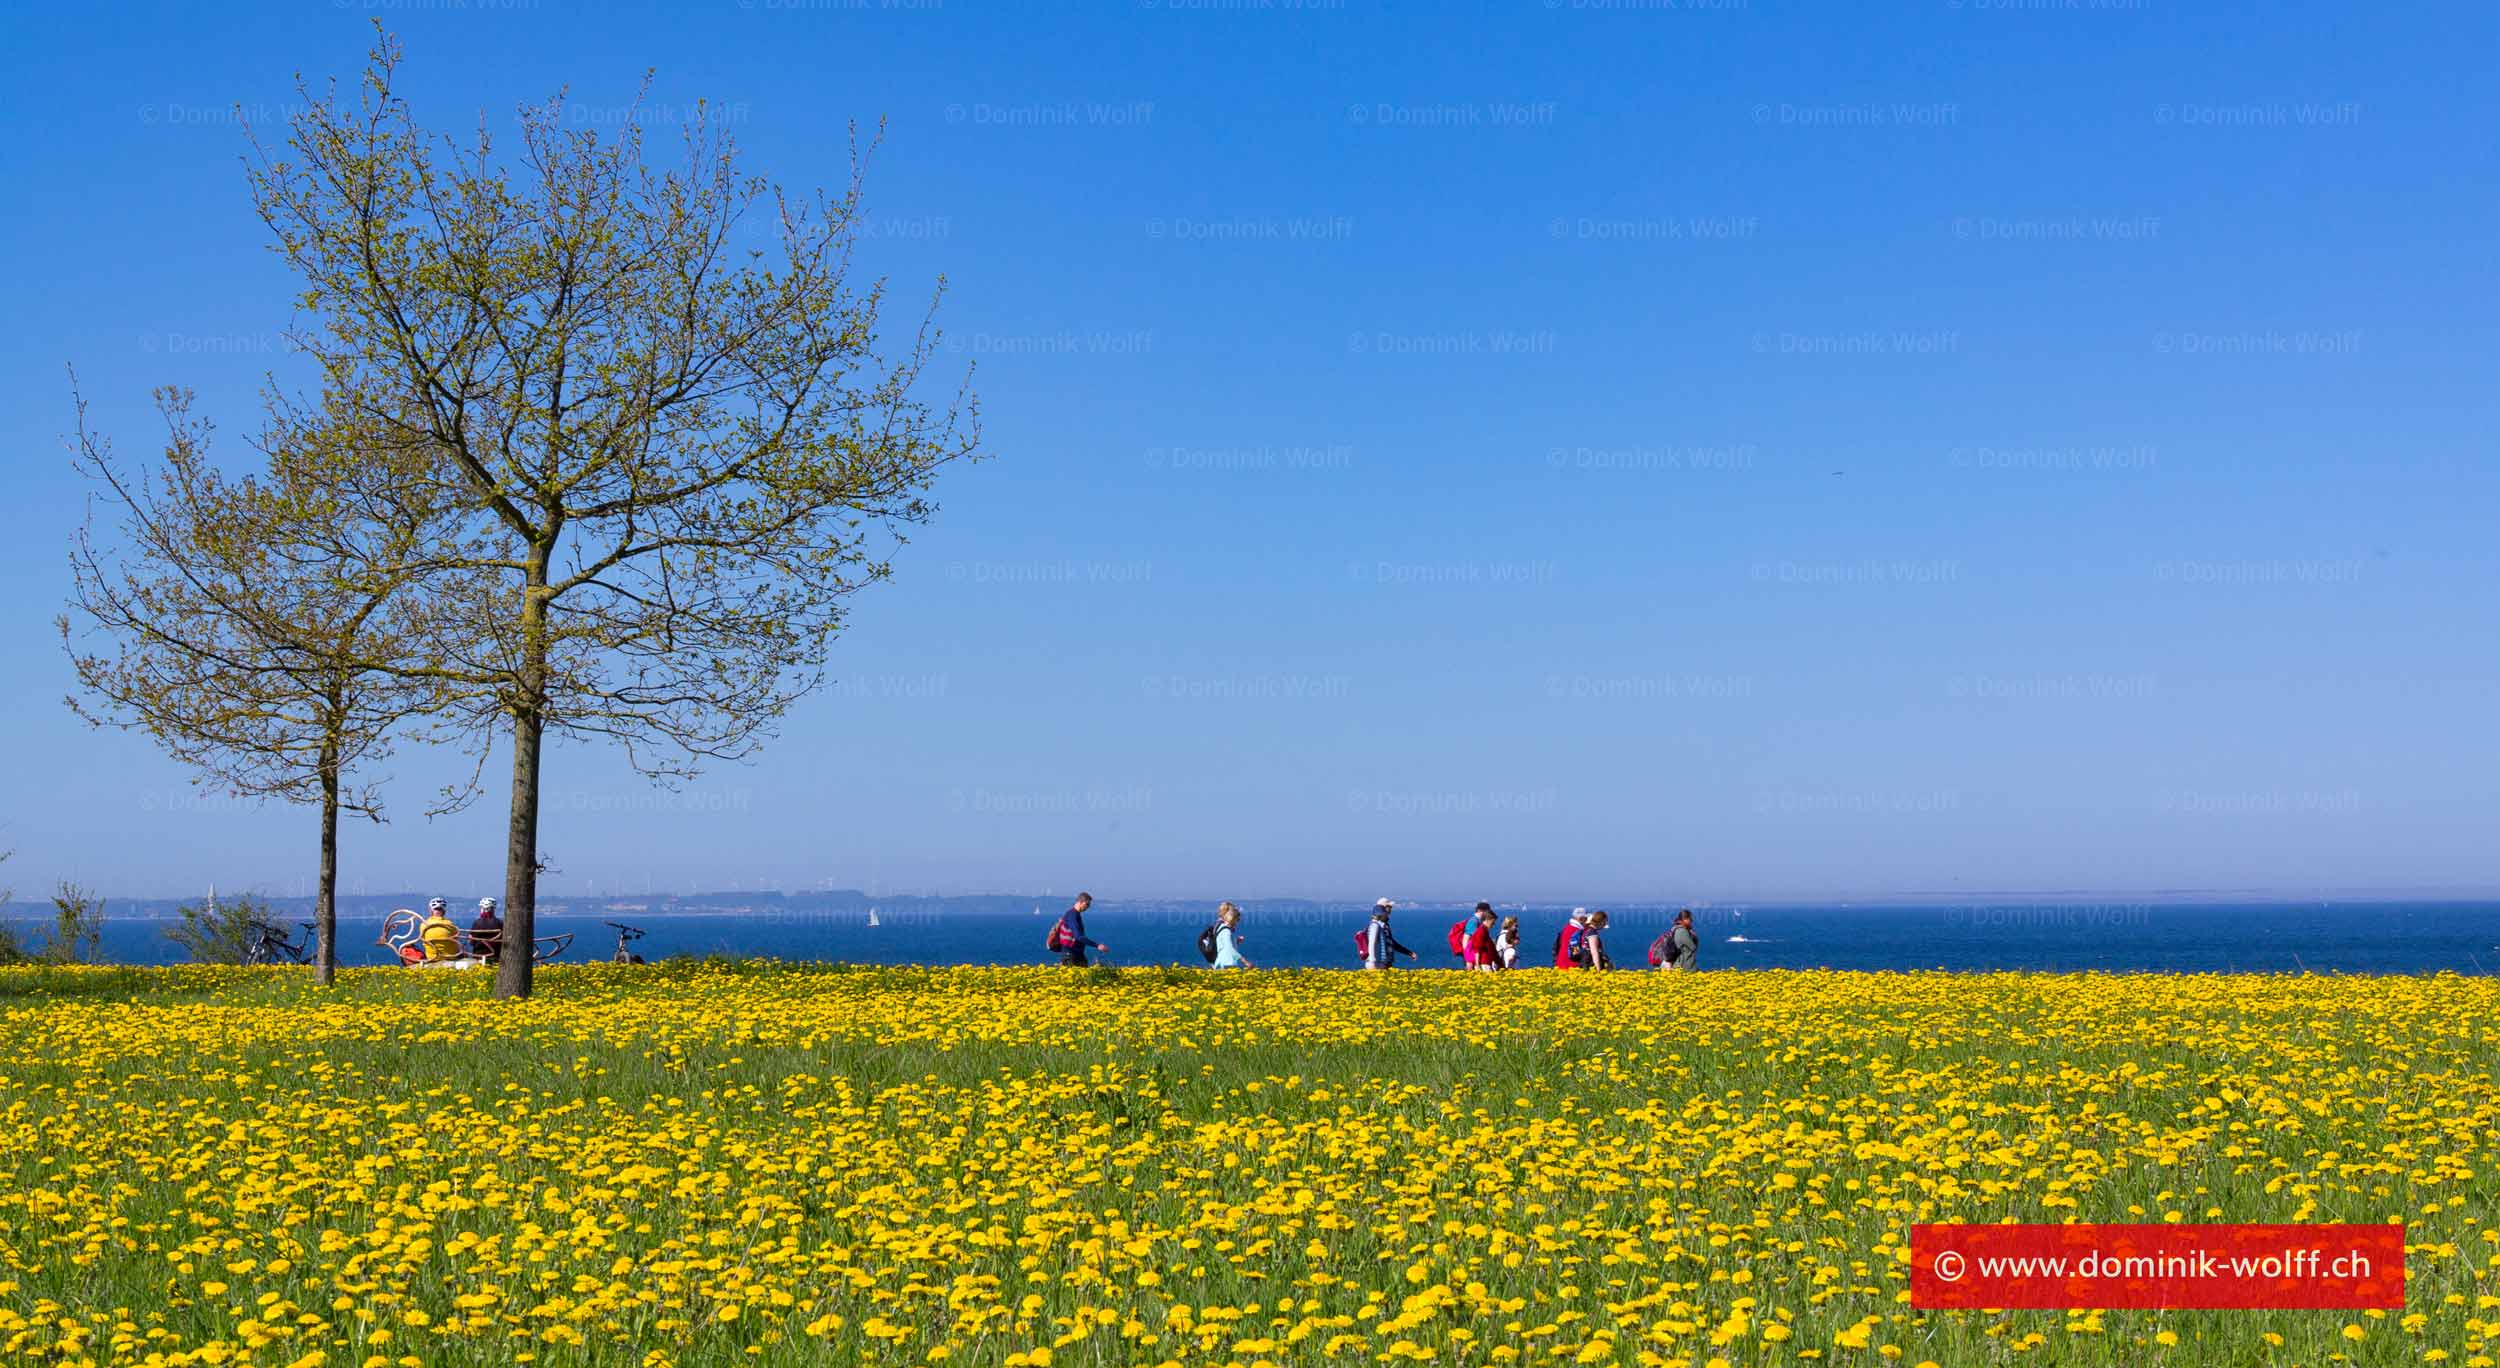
1360,898 -> 1417,970
1047,892 -> 1107,967
1452,902 -> 1498,969
1494,915 -> 1523,968
1652,908 -> 1700,972
1211,901 -> 1251,969
1580,910 -> 1616,970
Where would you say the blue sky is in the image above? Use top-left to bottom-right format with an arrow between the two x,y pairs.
4,0 -> 2495,902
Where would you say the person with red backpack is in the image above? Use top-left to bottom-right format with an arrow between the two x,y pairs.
1648,907 -> 1699,972
1046,892 -> 1106,967
1449,902 -> 1498,969
1552,908 -> 1591,969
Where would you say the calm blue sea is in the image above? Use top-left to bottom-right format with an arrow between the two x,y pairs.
12,902 -> 2498,974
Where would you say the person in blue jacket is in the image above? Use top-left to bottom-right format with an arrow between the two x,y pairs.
1361,898 -> 1417,970
1052,892 -> 1107,967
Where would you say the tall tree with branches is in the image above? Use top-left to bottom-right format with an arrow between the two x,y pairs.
247,36 -> 981,997
62,385 -> 453,984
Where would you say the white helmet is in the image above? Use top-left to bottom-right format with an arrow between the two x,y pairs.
427,897 -> 447,914
478,897 -> 497,912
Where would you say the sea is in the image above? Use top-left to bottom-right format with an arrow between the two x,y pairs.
8,900 -> 2498,975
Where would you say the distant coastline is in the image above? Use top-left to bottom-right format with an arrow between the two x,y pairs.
9,887 -> 2500,920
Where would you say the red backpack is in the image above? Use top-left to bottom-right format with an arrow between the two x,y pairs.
1553,924 -> 1582,969
1447,920 -> 1469,958
1648,933 -> 1671,968
1353,928 -> 1371,961
1045,917 -> 1072,952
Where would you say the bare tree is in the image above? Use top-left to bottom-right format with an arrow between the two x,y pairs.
62,385 -> 450,984
247,35 -> 981,997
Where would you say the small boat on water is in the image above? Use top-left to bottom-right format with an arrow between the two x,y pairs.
866,908 -> 882,928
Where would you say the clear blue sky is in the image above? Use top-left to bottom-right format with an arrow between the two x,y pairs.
4,0 -> 2495,903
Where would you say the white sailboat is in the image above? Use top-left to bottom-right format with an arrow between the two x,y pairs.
866,907 -> 882,928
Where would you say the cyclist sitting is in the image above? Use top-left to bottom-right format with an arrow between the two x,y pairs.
470,898 -> 504,964
419,898 -> 465,962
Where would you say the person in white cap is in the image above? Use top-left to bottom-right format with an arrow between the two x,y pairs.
419,898 -> 463,962
470,897 -> 504,965
1553,907 -> 1592,969
1360,898 -> 1416,970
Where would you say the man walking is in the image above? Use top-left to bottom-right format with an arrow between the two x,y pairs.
1361,898 -> 1416,970
1050,892 -> 1107,967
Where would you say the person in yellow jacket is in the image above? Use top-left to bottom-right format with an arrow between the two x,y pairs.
419,897 -> 465,962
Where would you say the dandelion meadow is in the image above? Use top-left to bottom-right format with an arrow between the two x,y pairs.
0,963 -> 2492,1367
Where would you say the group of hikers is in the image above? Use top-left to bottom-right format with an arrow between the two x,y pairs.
1043,894 -> 1702,972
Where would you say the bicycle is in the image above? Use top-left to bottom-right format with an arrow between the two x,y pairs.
606,921 -> 647,965
241,920 -> 315,966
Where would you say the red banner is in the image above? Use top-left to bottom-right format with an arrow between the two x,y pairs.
1911,1223 -> 2405,1309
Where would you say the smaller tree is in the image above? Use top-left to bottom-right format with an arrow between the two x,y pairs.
46,883 -> 104,965
166,890 -> 281,966
0,848 -> 24,964
63,384 -> 454,985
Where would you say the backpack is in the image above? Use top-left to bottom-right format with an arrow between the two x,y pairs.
1354,927 -> 1371,962
1648,933 -> 1671,968
1198,925 -> 1220,963
1447,921 -> 1469,959
1553,924 -> 1583,969
1046,915 -> 1073,953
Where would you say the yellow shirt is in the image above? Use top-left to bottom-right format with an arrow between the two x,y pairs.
419,914 -> 464,961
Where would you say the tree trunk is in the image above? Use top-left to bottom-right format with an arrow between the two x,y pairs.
315,755 -> 339,986
495,568 -> 552,1001
495,703 -> 544,999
